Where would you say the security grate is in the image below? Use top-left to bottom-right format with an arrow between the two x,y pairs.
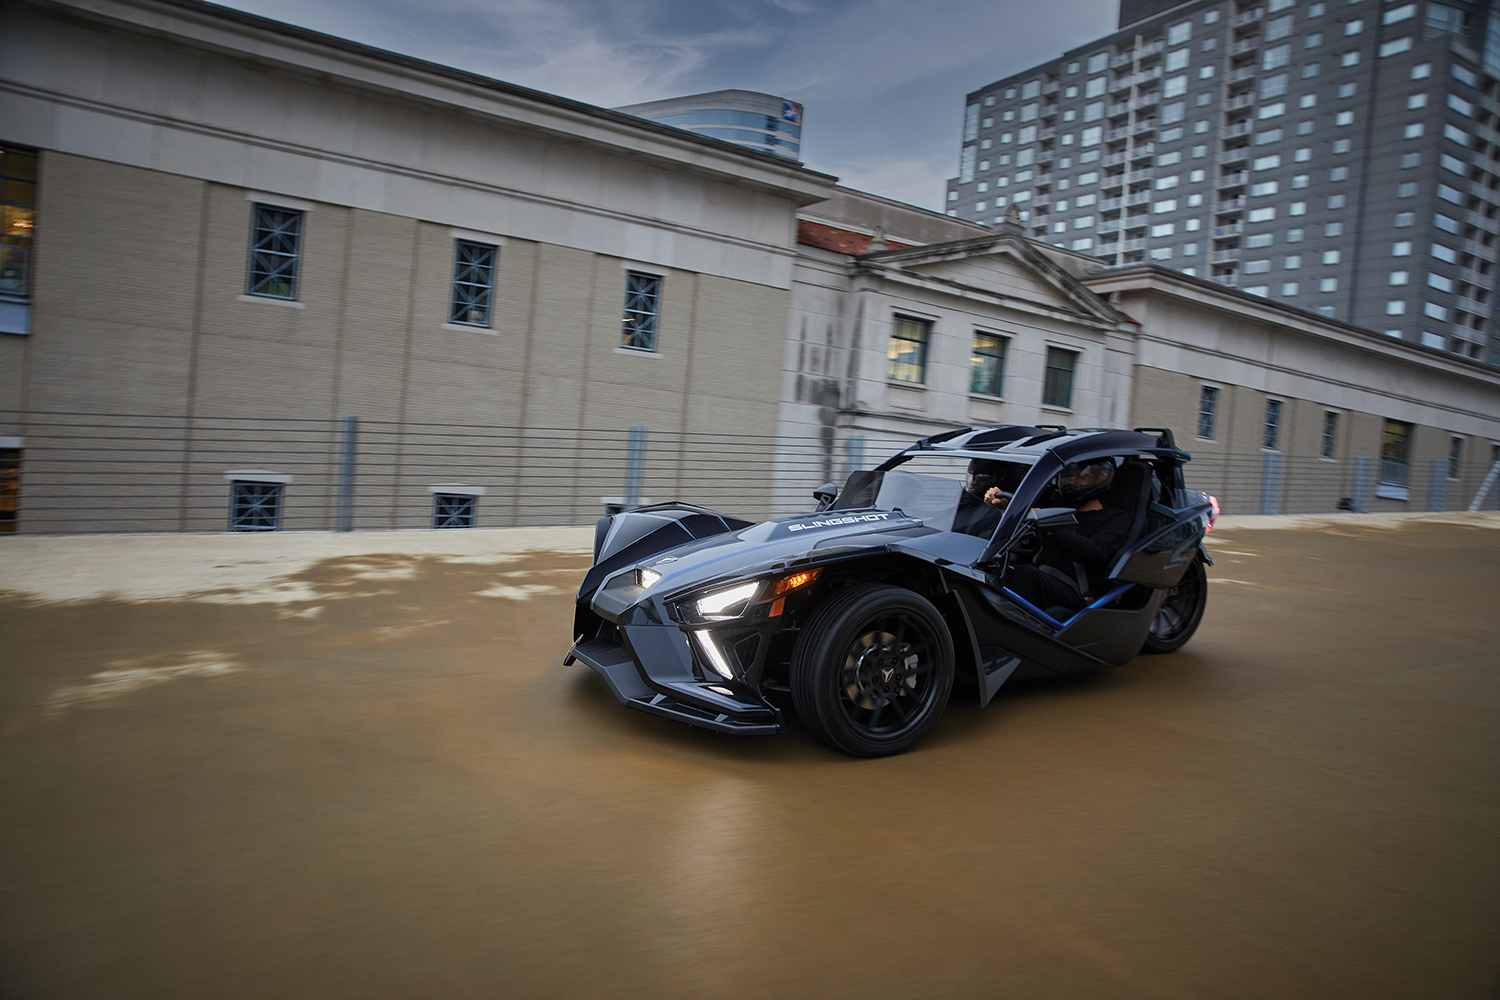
229,481 -> 283,531
246,205 -> 303,299
432,493 -> 475,528
448,240 -> 496,326
621,271 -> 661,351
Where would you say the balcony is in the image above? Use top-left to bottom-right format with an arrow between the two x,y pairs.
1107,102 -> 1131,118
1228,38 -> 1260,56
1211,272 -> 1240,287
1224,93 -> 1256,112
1119,237 -> 1148,252
1464,238 -> 1497,262
1208,248 -> 1243,263
1132,92 -> 1161,110
1111,50 -> 1135,69
1125,191 -> 1152,206
1457,296 -> 1487,315
1220,146 -> 1249,164
1125,167 -> 1155,183
1106,126 -> 1132,142
1467,211 -> 1499,234
1216,196 -> 1247,212
1111,75 -> 1134,94
1130,141 -> 1156,159
1040,103 -> 1059,118
1218,171 -> 1248,187
1103,150 -> 1131,167
1101,172 -> 1126,188
1221,122 -> 1254,139
1097,219 -> 1124,233
1124,213 -> 1150,229
1459,266 -> 1490,285
1129,120 -> 1159,136
1043,80 -> 1060,95
1213,221 -> 1245,238
1230,7 -> 1264,27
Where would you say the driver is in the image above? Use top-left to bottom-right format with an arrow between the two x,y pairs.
1003,459 -> 1130,615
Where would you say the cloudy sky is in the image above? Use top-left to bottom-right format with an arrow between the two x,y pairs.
217,0 -> 1119,210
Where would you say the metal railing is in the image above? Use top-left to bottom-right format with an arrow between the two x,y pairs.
1,411 -> 1495,534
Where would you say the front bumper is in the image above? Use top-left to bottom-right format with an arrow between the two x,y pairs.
568,635 -> 781,735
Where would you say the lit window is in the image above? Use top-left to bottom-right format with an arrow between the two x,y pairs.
969,331 -> 1008,396
888,315 -> 931,383
0,144 -> 37,308
448,239 -> 497,327
247,204 -> 304,300
621,271 -> 663,351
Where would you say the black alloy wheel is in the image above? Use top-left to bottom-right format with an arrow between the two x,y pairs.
1140,558 -> 1208,654
791,584 -> 954,757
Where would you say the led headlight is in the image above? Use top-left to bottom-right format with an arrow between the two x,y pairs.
637,567 -> 662,589
693,581 -> 761,621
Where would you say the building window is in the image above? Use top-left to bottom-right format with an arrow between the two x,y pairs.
1198,386 -> 1218,439
1379,418 -> 1414,498
1263,399 -> 1283,450
448,240 -> 497,327
1321,412 -> 1338,458
621,271 -> 662,351
969,331 -> 1007,396
1448,436 -> 1463,479
432,493 -> 477,528
246,204 -> 304,300
887,315 -> 931,383
1043,347 -> 1077,408
229,481 -> 284,532
0,444 -> 18,533
0,145 -> 37,314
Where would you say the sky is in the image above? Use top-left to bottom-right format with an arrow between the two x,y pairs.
216,0 -> 1119,210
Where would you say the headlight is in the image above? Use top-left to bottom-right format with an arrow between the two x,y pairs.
694,581 -> 761,620
637,567 -> 662,589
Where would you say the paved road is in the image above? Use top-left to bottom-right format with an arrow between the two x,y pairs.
1,518 -> 1498,998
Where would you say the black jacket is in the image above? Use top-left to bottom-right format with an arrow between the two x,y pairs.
1038,503 -> 1130,597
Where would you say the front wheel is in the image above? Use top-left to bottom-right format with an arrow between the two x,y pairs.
1140,559 -> 1208,654
791,585 -> 954,757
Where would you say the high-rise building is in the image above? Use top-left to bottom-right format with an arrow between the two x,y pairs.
945,0 -> 1500,364
616,90 -> 804,161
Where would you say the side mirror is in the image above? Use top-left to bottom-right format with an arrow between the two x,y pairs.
812,482 -> 838,510
1030,507 -> 1078,529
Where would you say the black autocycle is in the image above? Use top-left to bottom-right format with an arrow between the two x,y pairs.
564,426 -> 1218,757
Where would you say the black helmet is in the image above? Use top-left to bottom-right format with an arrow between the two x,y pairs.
966,458 -> 1002,496
1055,459 -> 1114,502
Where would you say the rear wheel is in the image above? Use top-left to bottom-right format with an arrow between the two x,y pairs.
1140,559 -> 1208,654
791,585 -> 954,757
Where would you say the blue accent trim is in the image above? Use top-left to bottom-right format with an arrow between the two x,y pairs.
1059,583 -> 1135,627
1001,580 -> 1135,631
1000,588 -> 1066,629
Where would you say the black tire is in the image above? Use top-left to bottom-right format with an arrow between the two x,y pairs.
1140,558 -> 1208,654
790,584 -> 954,757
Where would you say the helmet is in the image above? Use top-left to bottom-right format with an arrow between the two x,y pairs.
966,459 -> 1003,496
1055,459 -> 1115,503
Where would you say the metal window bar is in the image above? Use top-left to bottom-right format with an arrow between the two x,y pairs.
246,205 -> 303,299
448,240 -> 496,326
229,481 -> 282,531
621,272 -> 661,351
432,494 -> 476,528
1197,386 -> 1218,439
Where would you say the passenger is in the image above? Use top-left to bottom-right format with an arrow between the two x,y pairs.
999,460 -> 1130,616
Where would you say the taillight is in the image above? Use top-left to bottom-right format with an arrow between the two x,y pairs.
1206,494 -> 1220,532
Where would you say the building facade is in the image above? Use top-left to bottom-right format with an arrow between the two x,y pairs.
615,90 -> 804,161
945,0 -> 1500,365
0,0 -> 835,531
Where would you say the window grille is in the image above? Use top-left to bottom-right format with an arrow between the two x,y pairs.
229,481 -> 283,531
1448,436 -> 1463,478
1263,399 -> 1283,450
432,493 -> 476,528
621,271 -> 662,351
246,205 -> 303,300
887,315 -> 931,383
0,145 -> 37,303
1198,386 -> 1218,439
969,332 -> 1007,396
1322,411 -> 1338,458
449,240 -> 497,326
0,446 -> 18,533
1043,347 -> 1077,408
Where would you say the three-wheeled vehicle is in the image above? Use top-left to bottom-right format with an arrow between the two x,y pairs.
564,426 -> 1217,756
